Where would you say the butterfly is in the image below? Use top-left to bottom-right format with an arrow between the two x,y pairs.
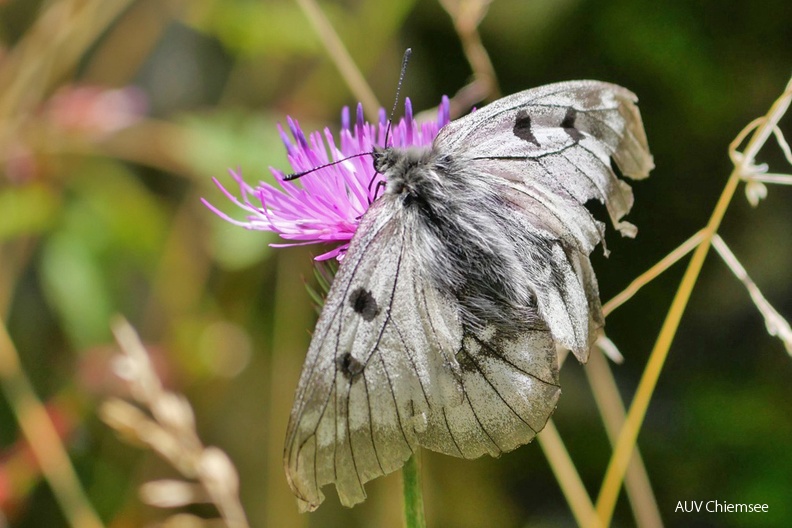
283,80 -> 653,511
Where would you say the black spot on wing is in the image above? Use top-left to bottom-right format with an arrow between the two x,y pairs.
512,110 -> 540,146
561,107 -> 584,142
336,352 -> 363,380
349,287 -> 379,321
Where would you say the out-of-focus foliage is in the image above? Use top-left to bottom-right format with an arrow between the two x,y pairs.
0,0 -> 790,527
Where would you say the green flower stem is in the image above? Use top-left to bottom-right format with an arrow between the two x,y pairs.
402,451 -> 427,528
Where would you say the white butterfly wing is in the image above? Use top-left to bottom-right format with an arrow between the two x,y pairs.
284,200 -> 426,511
420,326 -> 559,460
435,80 -> 654,236
285,197 -> 560,511
434,80 -> 652,359
285,80 -> 652,510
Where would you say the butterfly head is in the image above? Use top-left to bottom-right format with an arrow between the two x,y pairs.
371,145 -> 443,209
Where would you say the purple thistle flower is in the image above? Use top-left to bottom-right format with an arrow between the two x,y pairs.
203,97 -> 451,261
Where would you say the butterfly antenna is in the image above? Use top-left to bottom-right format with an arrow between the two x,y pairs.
383,48 -> 412,148
287,49 -> 412,182
283,152 -> 372,181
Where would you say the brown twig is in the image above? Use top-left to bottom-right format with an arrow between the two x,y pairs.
438,0 -> 500,101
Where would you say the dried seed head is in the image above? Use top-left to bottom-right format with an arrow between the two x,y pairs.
139,480 -> 207,508
152,393 -> 197,435
199,447 -> 240,497
100,399 -> 153,445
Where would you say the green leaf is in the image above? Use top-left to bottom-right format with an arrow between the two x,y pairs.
0,183 -> 59,240
40,231 -> 114,348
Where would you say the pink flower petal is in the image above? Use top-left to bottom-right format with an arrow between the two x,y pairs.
204,97 -> 451,261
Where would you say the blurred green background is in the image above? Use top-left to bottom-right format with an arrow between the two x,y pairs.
1,0 -> 791,527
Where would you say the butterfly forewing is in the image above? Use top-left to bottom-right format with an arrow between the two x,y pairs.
429,81 -> 652,358
435,80 -> 653,236
285,198 -> 466,510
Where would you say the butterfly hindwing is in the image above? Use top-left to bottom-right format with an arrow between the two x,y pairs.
421,326 -> 560,459
285,197 -> 563,511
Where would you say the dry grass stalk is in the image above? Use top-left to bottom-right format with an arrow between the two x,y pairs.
100,317 -> 250,528
438,0 -> 500,100
0,320 -> 105,528
586,345 -> 663,528
294,0 -> 380,119
537,420 -> 602,528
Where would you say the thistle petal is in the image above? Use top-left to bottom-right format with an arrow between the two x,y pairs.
205,98 -> 451,260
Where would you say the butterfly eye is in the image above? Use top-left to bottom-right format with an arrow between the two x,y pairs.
372,148 -> 388,174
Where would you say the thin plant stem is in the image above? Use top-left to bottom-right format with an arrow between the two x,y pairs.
596,163 -> 739,526
545,227 -> 704,528
595,75 -> 792,526
545,349 -> 601,526
0,321 -> 105,528
602,229 -> 705,317
586,349 -> 663,528
294,0 -> 381,119
547,227 -> 706,526
711,235 -> 792,355
746,173 -> 792,184
402,451 -> 426,528
538,420 -> 602,528
438,0 -> 501,100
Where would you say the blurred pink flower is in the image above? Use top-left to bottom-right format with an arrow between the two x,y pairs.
3,141 -> 37,184
204,97 -> 450,260
45,85 -> 147,138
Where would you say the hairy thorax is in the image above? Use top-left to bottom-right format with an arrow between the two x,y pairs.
373,145 -> 543,336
